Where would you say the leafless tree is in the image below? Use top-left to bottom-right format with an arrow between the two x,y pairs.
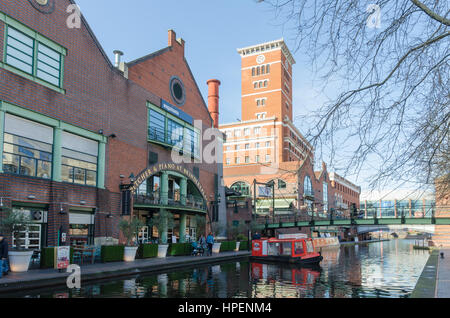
256,0 -> 449,201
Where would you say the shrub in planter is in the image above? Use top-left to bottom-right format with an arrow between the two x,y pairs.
119,217 -> 145,262
0,209 -> 34,272
138,244 -> 159,259
168,243 -> 193,256
239,241 -> 249,251
220,241 -> 237,252
101,245 -> 125,263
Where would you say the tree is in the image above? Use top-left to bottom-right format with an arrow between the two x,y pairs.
0,209 -> 31,250
257,0 -> 449,197
148,210 -> 174,244
118,217 -> 145,246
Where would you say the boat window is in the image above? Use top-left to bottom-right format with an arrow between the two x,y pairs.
294,242 -> 304,255
267,243 -> 280,256
306,241 -> 314,253
281,242 -> 292,256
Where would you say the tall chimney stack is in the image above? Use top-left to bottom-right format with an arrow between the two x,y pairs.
207,79 -> 221,128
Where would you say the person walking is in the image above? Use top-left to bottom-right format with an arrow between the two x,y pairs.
206,232 -> 214,256
198,235 -> 206,256
0,234 -> 9,278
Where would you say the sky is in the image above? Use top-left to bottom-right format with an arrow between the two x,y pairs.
73,0 -> 431,198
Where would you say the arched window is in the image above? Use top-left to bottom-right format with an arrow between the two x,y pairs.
261,65 -> 265,74
252,68 -> 255,76
304,175 -> 313,196
231,181 -> 251,197
264,80 -> 268,87
257,67 -> 260,75
266,64 -> 270,73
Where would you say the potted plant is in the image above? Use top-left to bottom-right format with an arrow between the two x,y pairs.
0,209 -> 33,272
118,217 -> 144,262
149,210 -> 174,258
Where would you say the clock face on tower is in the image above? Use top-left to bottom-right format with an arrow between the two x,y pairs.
256,55 -> 266,64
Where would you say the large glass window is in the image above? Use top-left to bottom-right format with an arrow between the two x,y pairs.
304,175 -> 313,196
231,181 -> 251,197
61,132 -> 98,186
167,118 -> 184,147
2,114 -> 53,179
147,104 -> 200,157
4,26 -> 64,88
148,108 -> 166,143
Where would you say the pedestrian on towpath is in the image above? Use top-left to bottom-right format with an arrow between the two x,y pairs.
0,234 -> 10,278
206,232 -> 214,256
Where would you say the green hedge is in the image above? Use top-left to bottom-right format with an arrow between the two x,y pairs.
101,245 -> 125,263
239,241 -> 249,251
220,241 -> 237,252
168,243 -> 193,256
138,244 -> 159,259
40,247 -> 75,269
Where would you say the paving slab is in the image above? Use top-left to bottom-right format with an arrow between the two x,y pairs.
436,249 -> 450,298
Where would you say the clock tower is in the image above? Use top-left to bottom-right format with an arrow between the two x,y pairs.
237,39 -> 295,122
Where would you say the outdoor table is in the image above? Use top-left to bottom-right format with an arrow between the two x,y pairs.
73,247 -> 96,265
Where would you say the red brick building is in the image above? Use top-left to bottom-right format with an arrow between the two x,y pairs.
219,39 -> 361,234
0,0 -> 222,248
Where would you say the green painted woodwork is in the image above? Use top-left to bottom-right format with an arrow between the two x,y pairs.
179,214 -> 187,243
160,171 -> 169,206
180,177 -> 187,205
0,100 -> 107,188
0,109 -> 4,173
52,126 -> 62,182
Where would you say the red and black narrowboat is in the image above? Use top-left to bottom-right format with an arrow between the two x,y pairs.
251,237 -> 323,266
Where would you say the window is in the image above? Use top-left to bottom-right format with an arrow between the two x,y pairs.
304,175 -> 313,196
61,132 -> 98,187
255,155 -> 260,163
4,25 -> 65,89
254,127 -> 261,135
278,180 -> 287,189
294,242 -> 304,255
231,181 -> 251,196
147,104 -> 200,157
266,141 -> 271,147
245,144 -> 250,150
167,118 -> 184,147
266,64 -> 270,73
2,114 -> 53,179
252,68 -> 255,76
148,108 -> 166,143
235,130 -> 241,137
226,158 -> 231,165
256,143 -> 260,149
235,157 -> 240,164
244,128 -> 250,136
235,145 -> 240,151
266,155 -> 271,162
264,80 -> 268,88
245,156 -> 250,163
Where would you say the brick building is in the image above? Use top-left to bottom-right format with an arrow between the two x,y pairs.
0,0 -> 223,248
219,39 -> 361,234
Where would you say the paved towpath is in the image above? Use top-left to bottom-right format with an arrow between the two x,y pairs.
0,251 -> 250,294
436,249 -> 450,298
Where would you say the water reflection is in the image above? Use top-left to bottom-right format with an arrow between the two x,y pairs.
7,240 -> 430,298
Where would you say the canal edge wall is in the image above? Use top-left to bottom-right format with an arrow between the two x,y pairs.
411,250 -> 439,298
0,251 -> 251,294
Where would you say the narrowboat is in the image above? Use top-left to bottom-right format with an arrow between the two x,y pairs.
251,237 -> 323,266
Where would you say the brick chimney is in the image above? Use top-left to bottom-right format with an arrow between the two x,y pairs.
207,79 -> 221,128
168,29 -> 185,56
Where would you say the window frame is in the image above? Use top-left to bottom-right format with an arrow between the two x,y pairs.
0,14 -> 67,94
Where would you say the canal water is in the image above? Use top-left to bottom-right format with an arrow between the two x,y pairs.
10,240 -> 431,298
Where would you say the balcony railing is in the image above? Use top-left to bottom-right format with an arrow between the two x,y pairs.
134,192 -> 207,211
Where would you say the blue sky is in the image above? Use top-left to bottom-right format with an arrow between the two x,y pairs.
74,1 -> 428,195
75,0 -> 321,125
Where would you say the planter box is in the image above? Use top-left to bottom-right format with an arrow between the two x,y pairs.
212,243 -> 221,254
9,251 -> 34,272
123,246 -> 139,262
158,244 -> 169,258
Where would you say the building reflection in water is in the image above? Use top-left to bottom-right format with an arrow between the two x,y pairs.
20,241 -> 431,299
